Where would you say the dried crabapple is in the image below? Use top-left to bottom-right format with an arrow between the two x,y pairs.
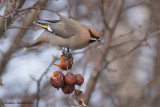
50,71 -> 65,88
65,72 -> 76,85
54,52 -> 73,70
61,84 -> 75,94
75,74 -> 84,86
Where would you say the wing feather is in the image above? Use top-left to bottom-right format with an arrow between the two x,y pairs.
36,16 -> 78,38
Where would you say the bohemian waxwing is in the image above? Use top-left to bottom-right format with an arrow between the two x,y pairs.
26,15 -> 100,50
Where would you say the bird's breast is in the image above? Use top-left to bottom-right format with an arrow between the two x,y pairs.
68,36 -> 89,50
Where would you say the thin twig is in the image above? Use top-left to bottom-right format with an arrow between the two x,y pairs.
99,0 -> 110,30
36,56 -> 57,107
123,0 -> 148,11
8,25 -> 41,29
108,30 -> 160,64
67,0 -> 72,18
85,0 -> 125,104
0,0 -> 48,76
16,6 -> 61,17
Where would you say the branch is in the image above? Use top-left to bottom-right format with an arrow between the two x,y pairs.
15,6 -> 61,17
67,0 -> 72,18
36,57 -> 57,107
0,0 -> 26,37
0,0 -> 48,76
8,25 -> 41,29
108,33 -> 149,64
99,0 -> 110,30
85,0 -> 125,104
123,0 -> 148,11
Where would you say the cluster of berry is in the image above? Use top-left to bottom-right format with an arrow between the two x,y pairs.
50,51 -> 84,94
50,71 -> 84,94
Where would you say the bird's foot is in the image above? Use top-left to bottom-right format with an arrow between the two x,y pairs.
62,49 -> 73,60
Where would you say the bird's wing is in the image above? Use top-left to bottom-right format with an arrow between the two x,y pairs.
35,17 -> 78,38
42,20 -> 61,23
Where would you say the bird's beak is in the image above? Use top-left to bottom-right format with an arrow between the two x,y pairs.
96,38 -> 101,43
91,38 -> 101,43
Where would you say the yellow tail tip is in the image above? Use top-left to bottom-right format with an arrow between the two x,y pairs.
23,47 -> 27,51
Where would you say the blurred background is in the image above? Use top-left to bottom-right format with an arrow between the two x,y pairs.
0,0 -> 160,107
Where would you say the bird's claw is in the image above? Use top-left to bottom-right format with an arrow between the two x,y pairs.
62,50 -> 73,59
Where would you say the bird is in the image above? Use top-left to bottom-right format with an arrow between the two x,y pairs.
25,15 -> 101,50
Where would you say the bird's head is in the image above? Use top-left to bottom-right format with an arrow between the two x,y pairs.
88,27 -> 101,43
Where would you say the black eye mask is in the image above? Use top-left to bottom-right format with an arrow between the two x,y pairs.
88,30 -> 99,39
89,40 -> 96,43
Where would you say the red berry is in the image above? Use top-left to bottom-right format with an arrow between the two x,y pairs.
65,72 -> 76,85
54,52 -> 73,70
75,74 -> 84,86
61,84 -> 75,94
50,71 -> 65,88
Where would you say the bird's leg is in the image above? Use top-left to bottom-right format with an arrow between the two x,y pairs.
67,48 -> 70,53
66,62 -> 69,73
62,48 -> 70,55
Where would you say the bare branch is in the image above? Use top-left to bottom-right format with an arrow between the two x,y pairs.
0,0 -> 26,37
8,25 -> 41,29
85,0 -> 125,104
67,0 -> 72,18
36,56 -> 57,107
0,0 -> 49,76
